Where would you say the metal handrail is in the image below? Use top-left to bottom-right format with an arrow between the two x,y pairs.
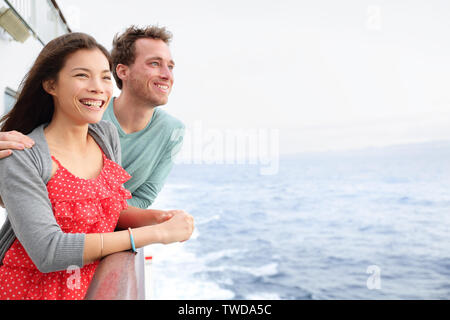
84,248 -> 146,300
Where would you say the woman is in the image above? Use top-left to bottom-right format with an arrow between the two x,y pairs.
0,33 -> 194,300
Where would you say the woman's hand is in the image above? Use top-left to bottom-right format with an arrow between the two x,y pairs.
156,210 -> 194,244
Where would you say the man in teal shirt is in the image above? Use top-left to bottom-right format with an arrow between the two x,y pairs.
0,25 -> 185,210
102,97 -> 184,209
104,25 -> 184,209
107,26 -> 184,208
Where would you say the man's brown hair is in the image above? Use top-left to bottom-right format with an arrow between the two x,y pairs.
111,25 -> 173,89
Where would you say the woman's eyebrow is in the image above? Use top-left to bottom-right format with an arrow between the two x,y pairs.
71,67 -> 111,73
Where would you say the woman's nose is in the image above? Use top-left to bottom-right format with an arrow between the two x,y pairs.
89,77 -> 107,93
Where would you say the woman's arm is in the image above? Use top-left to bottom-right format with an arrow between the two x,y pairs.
0,149 -> 85,273
115,206 -> 174,230
82,210 -> 194,265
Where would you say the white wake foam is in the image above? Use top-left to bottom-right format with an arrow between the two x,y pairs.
144,243 -> 235,300
205,262 -> 279,277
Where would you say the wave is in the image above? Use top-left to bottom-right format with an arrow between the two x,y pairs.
206,262 -> 280,278
144,243 -> 235,299
246,263 -> 279,277
197,214 -> 221,225
202,248 -> 243,262
245,292 -> 282,300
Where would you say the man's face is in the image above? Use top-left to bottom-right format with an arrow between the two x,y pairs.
125,38 -> 175,106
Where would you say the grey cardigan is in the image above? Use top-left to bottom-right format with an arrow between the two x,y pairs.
0,121 -> 122,273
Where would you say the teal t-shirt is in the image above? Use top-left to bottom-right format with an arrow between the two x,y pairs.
102,98 -> 185,209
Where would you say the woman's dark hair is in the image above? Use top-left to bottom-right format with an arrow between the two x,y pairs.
0,32 -> 112,134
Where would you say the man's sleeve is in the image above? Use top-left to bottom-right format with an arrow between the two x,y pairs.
127,126 -> 185,209
0,151 -> 85,273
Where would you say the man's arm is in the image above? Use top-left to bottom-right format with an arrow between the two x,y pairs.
116,205 -> 175,229
0,131 -> 35,159
128,126 -> 185,209
127,149 -> 176,209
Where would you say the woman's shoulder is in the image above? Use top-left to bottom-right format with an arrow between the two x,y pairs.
0,124 -> 52,182
89,120 -> 118,138
88,120 -> 120,163
89,120 -> 120,146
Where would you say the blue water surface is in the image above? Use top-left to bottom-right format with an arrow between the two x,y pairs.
146,141 -> 450,300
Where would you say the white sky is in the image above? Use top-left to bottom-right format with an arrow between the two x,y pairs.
57,0 -> 450,155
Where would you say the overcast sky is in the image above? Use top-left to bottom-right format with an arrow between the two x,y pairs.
57,0 -> 450,155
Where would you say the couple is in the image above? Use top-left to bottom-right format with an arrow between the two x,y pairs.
0,26 -> 194,299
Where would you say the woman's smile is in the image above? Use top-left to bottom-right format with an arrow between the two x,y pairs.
79,98 -> 106,111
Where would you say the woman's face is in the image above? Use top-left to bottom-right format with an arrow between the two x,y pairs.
45,48 -> 113,125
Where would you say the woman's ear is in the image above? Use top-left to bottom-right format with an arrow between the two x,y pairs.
42,79 -> 56,95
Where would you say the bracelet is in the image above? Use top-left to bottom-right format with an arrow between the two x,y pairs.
128,227 -> 137,255
100,233 -> 104,259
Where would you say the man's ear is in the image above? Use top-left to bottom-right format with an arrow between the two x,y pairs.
42,79 -> 56,95
115,64 -> 129,82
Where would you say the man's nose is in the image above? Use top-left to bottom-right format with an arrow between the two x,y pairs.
159,64 -> 173,81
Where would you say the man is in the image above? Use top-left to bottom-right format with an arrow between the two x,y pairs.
0,25 -> 185,210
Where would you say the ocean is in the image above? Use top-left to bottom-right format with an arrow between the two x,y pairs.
144,141 -> 450,300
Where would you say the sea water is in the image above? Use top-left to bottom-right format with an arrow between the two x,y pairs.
145,141 -> 450,300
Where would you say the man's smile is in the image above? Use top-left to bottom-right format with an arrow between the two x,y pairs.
153,82 -> 170,93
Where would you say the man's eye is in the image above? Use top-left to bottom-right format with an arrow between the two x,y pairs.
168,65 -> 174,70
150,62 -> 159,66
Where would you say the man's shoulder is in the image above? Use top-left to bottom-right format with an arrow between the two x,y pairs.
154,108 -> 185,131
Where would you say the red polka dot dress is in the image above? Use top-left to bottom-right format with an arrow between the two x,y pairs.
0,150 -> 131,300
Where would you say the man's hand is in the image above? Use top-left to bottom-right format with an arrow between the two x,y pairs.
0,131 -> 35,159
148,209 -> 176,224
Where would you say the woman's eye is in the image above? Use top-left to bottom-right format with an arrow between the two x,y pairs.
75,73 -> 88,78
103,76 -> 112,80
